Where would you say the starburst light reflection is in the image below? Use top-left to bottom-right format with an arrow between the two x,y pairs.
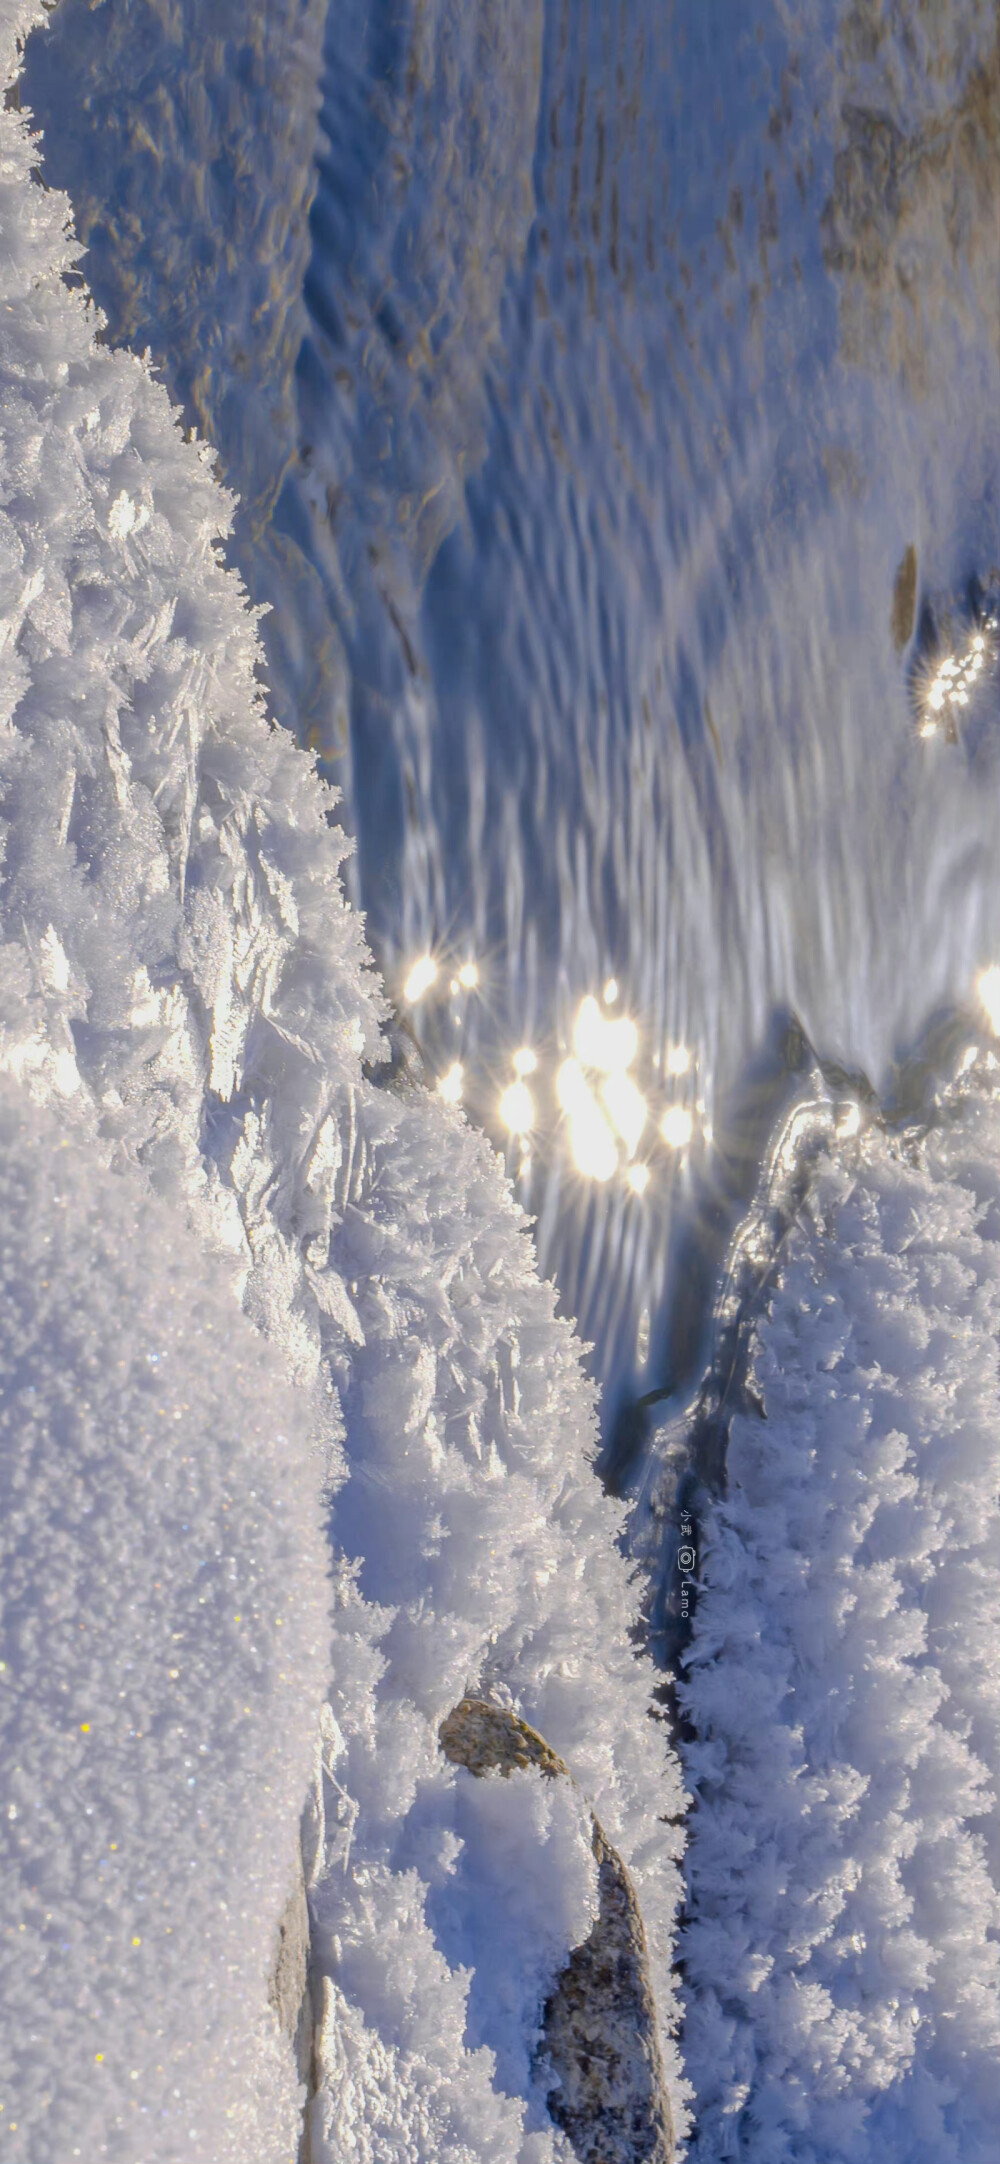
918,621 -> 997,739
499,1079 -> 535,1135
399,959 -> 711,1191
977,965 -> 1000,1036
557,1057 -> 619,1180
601,1070 -> 647,1158
660,1103 -> 694,1150
437,1061 -> 464,1104
403,954 -> 439,1004
573,993 -> 639,1074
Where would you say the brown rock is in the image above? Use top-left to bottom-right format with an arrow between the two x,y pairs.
892,543 -> 918,651
439,1697 -> 674,2164
821,23 -> 1000,394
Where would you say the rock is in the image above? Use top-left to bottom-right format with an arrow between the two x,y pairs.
891,542 -> 918,651
269,1849 -> 314,2097
821,18 -> 1000,393
439,1699 -> 674,2164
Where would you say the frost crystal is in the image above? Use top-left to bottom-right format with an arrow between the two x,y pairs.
681,1093 -> 1000,2163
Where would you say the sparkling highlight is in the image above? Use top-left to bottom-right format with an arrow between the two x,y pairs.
403,954 -> 438,1004
499,1079 -> 535,1136
437,1061 -> 464,1105
660,1104 -> 694,1150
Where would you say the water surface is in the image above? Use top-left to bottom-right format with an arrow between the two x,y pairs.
24,0 -> 1000,1443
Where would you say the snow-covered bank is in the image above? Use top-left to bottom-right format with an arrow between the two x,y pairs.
0,1082 -> 330,2162
19,0 -> 339,755
678,1071 -> 1000,2162
0,4 -> 686,2155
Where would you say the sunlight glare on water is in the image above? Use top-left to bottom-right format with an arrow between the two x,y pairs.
660,1105 -> 694,1153
29,0 -> 996,1436
556,1058 -> 618,1184
600,1071 -> 647,1160
978,966 -> 1000,1037
499,1078 -> 535,1138
279,1 -> 998,1431
403,955 -> 438,1006
437,1061 -> 464,1105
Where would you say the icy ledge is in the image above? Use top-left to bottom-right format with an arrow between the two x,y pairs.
676,1066 -> 1000,2162
0,5 -> 686,2158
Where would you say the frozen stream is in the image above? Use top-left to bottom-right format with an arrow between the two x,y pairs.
295,0 -> 1000,1444
6,5 -> 1000,2159
24,2 -> 1000,1449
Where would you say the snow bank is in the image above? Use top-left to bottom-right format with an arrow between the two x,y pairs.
311,1761 -> 601,2164
19,0 -> 338,752
0,4 -> 686,2153
0,1079 -> 330,2163
680,1079 -> 1000,2162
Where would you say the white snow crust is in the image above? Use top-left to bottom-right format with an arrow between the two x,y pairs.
681,1084 -> 1000,2162
0,1077 -> 331,2163
0,5 -> 687,2155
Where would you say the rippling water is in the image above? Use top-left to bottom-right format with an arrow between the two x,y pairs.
298,0 -> 1000,1440
25,0 -> 1000,1449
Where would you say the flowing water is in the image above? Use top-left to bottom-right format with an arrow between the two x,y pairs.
23,0 -> 1000,1455
298,0 -> 1000,1451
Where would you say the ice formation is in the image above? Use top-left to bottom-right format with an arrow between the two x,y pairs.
680,1081 -> 1000,2163
0,4 -> 686,2155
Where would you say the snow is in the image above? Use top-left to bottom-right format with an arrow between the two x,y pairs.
429,1766 -> 600,2097
679,1079 -> 1000,2162
0,1077 -> 331,2162
0,5 -> 687,2155
18,0 -> 336,751
309,1764 -> 599,2164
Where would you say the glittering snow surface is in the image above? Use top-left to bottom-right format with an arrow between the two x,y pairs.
680,1079 -> 1000,2163
0,1080 -> 331,2163
0,5 -> 686,2157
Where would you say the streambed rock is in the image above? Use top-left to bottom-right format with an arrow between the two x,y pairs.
439,1699 -> 674,2164
822,12 -> 1000,393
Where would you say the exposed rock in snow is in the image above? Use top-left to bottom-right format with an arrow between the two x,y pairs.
543,1826 -> 673,2164
440,1699 -> 674,2164
269,1852 -> 315,2095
